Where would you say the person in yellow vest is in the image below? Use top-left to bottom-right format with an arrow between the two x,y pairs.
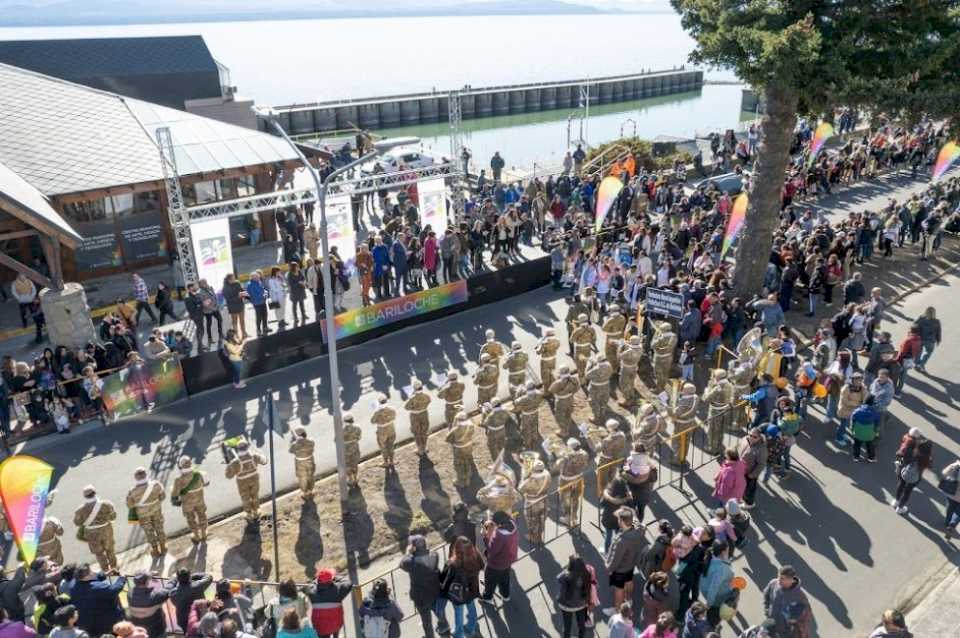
126,467 -> 167,557
169,456 -> 209,544
758,338 -> 786,380
73,485 -> 117,571
225,440 -> 267,526
289,426 -> 317,498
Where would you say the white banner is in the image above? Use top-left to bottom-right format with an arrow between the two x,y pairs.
191,218 -> 234,291
325,193 -> 357,274
418,178 -> 448,237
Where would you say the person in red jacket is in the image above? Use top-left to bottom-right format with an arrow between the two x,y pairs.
307,568 -> 352,638
479,511 -> 519,604
895,326 -> 922,398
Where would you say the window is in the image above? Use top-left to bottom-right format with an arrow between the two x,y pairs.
63,198 -> 110,222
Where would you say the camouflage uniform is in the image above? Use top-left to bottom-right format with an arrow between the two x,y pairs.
570,316 -> 598,384
549,368 -> 581,438
728,358 -> 757,431
514,384 -> 544,450
126,475 -> 167,556
703,370 -> 735,455
225,445 -> 267,523
404,384 -> 432,455
556,442 -> 589,526
445,413 -> 476,487
503,343 -> 529,389
602,310 -> 627,374
170,460 -> 209,542
37,517 -> 64,566
565,299 -> 591,355
479,332 -> 507,369
518,463 -> 552,545
651,322 -> 678,391
73,494 -> 118,571
617,337 -> 643,406
473,356 -> 499,407
584,355 -> 613,424
633,403 -> 664,452
289,431 -> 317,496
481,400 -> 512,462
668,384 -> 700,466
343,414 -> 362,487
596,419 -> 628,489
535,331 -> 561,396
371,398 -> 397,467
437,374 -> 466,427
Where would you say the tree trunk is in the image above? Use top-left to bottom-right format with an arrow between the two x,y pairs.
730,82 -> 799,297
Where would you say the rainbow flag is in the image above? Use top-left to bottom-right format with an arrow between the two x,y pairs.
594,176 -> 624,233
933,141 -> 960,181
807,122 -> 834,166
0,455 -> 53,564
722,193 -> 748,258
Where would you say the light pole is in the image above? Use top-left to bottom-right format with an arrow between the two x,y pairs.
268,119 -> 418,634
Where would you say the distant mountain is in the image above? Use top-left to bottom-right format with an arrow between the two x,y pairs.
0,0 -> 674,26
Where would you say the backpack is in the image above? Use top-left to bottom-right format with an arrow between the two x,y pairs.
362,613 -> 390,638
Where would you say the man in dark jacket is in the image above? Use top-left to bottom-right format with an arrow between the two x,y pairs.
308,567 -> 353,638
128,571 -> 170,637
0,566 -> 26,622
70,564 -> 125,637
762,565 -> 813,638
480,511 -> 519,603
170,568 -> 213,632
184,284 -> 206,352
399,535 -> 446,637
604,507 -> 646,615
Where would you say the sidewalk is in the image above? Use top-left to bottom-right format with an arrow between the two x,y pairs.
904,566 -> 960,637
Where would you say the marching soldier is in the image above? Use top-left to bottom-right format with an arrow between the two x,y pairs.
703,369 -> 735,455
289,426 -> 317,498
446,411 -> 476,488
570,314 -> 597,383
518,460 -> 551,545
596,418 -> 628,489
479,329 -> 507,366
584,353 -> 613,424
225,440 -> 267,525
617,335 -> 643,406
170,456 -> 209,544
634,402 -> 664,452
476,474 -> 521,517
555,439 -> 589,527
73,485 -> 117,571
343,413 -> 362,487
503,342 -> 529,388
728,357 -> 757,431
480,398 -> 511,462
438,371 -> 465,427
37,510 -> 64,566
602,304 -> 627,374
535,328 -> 561,396
651,321 -> 678,390
126,467 -> 167,557
473,354 -> 499,407
549,365 -> 580,438
514,381 -> 544,450
371,394 -> 397,468
404,380 -> 432,456
668,383 -> 700,467
565,295 -> 591,356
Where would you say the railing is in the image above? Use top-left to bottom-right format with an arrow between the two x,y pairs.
580,143 -> 634,181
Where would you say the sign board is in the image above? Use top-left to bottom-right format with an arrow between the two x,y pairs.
191,218 -> 234,291
325,193 -> 356,274
645,287 -> 684,319
419,178 -> 448,237
119,212 -> 167,262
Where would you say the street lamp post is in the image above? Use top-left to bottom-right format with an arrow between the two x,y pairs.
268,120 -> 417,635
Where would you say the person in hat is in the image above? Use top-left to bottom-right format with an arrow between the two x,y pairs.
479,329 -> 507,368
703,369 -> 735,455
514,381 -> 544,450
602,304 -> 627,374
556,439 -> 589,526
371,394 -> 397,469
126,467 -> 167,558
128,571 -> 170,637
473,353 -> 499,408
585,354 -> 614,425
169,456 -> 209,543
72,486 -> 117,571
480,511 -> 519,603
535,328 -> 561,397
399,535 -> 447,638
404,380 -> 432,456
617,335 -> 643,407
549,365 -> 581,438
762,566 -> 813,638
437,371 -> 465,428
738,428 -> 768,509
307,568 -> 353,638
651,321 -> 678,391
37,493 -> 64,566
224,440 -> 267,526
565,295 -> 592,356
518,459 -> 551,545
503,341 -> 529,388
669,383 -> 699,467
570,314 -> 598,384
70,564 -> 125,637
342,413 -> 362,488
289,426 -> 317,498
446,411 -> 476,488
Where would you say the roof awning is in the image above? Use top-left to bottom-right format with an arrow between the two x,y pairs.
0,160 -> 81,248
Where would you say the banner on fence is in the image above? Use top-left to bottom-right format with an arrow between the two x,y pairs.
325,193 -> 357,274
322,280 -> 469,341
645,288 -> 684,319
191,218 -> 234,291
102,358 -> 188,419
418,178 -> 449,237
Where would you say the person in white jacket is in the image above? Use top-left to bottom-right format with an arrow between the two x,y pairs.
266,267 -> 288,330
11,274 -> 36,328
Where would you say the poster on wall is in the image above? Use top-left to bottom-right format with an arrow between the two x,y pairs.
418,178 -> 448,237
119,212 -> 167,262
325,193 -> 356,274
73,220 -> 121,270
191,218 -> 234,290
101,358 -> 188,419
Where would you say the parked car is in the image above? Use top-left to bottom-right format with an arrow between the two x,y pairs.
380,151 -> 435,171
685,171 -> 749,196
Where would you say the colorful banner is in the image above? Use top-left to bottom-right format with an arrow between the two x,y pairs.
807,122 -> 834,166
191,218 -> 234,291
594,176 -> 624,233
419,178 -> 449,237
722,193 -> 748,258
102,358 -> 188,419
325,193 -> 357,275
322,280 -> 468,341
0,455 -> 53,564
933,141 -> 960,181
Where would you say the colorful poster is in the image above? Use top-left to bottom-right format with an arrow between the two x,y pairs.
322,280 -> 468,341
0,455 -> 53,564
418,178 -> 449,237
594,176 -> 624,233
191,218 -> 234,290
102,358 -> 188,419
325,193 -> 356,275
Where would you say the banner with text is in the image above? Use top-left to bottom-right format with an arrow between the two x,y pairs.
326,193 -> 356,274
102,358 -> 188,419
645,288 -> 684,319
191,218 -> 234,291
322,279 -> 469,341
418,178 -> 449,237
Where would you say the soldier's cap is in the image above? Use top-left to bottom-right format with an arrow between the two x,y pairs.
511,342 -> 522,351
178,456 -> 193,468
448,371 -> 458,380
577,313 -> 589,322
455,411 -> 469,422
559,365 -> 571,374
545,328 -> 555,336
490,396 -> 501,407
480,353 -> 491,362
641,403 -> 655,415
82,485 -> 96,496
609,304 -> 619,313
605,419 -> 619,430
533,460 -> 545,472
485,329 -> 495,339
378,393 -> 388,404
343,413 -> 354,422
134,467 -> 147,477
713,369 -> 728,380
293,426 -> 307,437
412,379 -> 423,390
236,440 -> 250,451
682,383 -> 696,394
566,438 -> 581,449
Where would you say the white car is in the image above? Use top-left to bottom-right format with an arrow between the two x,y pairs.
379,150 -> 435,171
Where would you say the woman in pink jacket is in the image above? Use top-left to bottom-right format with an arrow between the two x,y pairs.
712,448 -> 747,507
423,232 -> 439,287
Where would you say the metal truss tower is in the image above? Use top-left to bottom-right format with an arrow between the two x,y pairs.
156,126 -> 198,286
447,91 -> 466,220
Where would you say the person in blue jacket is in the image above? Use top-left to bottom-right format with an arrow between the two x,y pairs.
699,542 -> 735,630
372,237 -> 391,300
742,374 -> 778,429
851,395 -> 880,462
245,271 -> 269,337
69,564 -> 125,638
391,236 -> 408,297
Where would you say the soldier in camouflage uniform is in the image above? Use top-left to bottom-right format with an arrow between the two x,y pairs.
169,456 -> 209,543
438,371 -> 465,427
514,381 -> 544,450
480,398 -> 510,462
535,329 -> 561,396
473,354 -> 499,407
602,305 -> 628,375
37,511 -> 64,566
617,335 -> 643,407
549,365 -> 580,438
518,460 -> 551,545
371,394 -> 397,468
570,314 -> 597,384
126,467 -> 167,557
446,411 -> 476,488
479,329 -> 507,368
651,321 -> 678,391
225,440 -> 267,525
73,485 -> 118,571
596,418 -> 628,490
343,413 -> 362,487
584,354 -> 613,424
404,380 -> 432,456
503,341 -> 529,389
634,402 -> 664,452
703,369 -> 735,455
668,383 -> 700,467
476,475 -> 520,517
289,426 -> 317,497
556,439 -> 589,526
727,357 -> 757,431
565,295 -> 591,356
